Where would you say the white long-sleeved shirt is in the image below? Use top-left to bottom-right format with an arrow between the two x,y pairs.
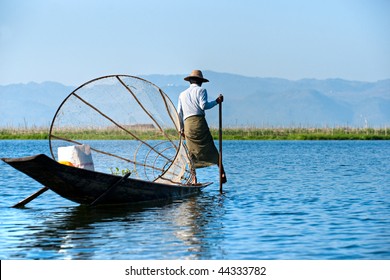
177,84 -> 218,130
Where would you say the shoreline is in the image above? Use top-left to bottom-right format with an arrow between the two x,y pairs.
1,127 -> 389,140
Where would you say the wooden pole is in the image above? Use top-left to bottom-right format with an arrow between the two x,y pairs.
90,172 -> 131,206
12,187 -> 49,208
218,94 -> 223,193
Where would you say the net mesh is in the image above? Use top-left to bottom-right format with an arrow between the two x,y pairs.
49,75 -> 194,185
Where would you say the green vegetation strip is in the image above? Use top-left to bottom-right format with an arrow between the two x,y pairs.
1,127 -> 389,140
211,127 -> 390,140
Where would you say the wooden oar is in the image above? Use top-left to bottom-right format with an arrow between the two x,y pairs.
12,186 -> 49,208
218,94 -> 223,194
89,172 -> 131,206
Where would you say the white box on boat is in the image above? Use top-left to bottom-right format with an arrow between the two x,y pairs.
58,144 -> 94,171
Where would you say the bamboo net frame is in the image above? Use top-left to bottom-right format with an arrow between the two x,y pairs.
49,75 -> 194,185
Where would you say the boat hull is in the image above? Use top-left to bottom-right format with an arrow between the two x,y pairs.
2,154 -> 208,205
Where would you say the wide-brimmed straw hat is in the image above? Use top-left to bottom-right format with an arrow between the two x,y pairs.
184,70 -> 209,83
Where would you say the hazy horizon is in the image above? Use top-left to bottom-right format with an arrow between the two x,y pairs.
1,0 -> 389,86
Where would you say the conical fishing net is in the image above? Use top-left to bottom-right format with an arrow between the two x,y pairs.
49,75 -> 194,185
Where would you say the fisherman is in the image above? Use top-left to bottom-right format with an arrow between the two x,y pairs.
177,70 -> 227,184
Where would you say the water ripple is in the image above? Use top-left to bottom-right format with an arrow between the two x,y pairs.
1,140 -> 389,259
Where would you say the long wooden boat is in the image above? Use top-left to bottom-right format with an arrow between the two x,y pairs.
2,154 -> 210,206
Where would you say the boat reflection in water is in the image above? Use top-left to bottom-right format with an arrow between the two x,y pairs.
15,193 -> 226,260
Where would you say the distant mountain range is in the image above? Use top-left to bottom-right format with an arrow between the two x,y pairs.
1,71 -> 389,128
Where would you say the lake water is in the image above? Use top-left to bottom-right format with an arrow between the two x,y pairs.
0,140 -> 389,260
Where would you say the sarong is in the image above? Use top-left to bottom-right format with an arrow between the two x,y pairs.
184,115 -> 219,168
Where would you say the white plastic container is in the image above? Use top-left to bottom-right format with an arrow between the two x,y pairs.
58,144 -> 94,171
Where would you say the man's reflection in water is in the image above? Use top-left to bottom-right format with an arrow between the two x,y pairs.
171,195 -> 226,259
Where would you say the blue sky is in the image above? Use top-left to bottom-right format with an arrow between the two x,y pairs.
1,0 -> 389,85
